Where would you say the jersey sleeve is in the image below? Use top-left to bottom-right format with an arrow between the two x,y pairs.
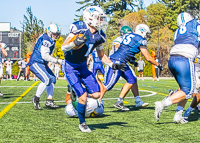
112,37 -> 122,46
18,61 -> 21,65
141,38 -> 147,46
69,21 -> 87,34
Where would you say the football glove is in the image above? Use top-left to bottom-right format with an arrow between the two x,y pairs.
73,34 -> 87,46
112,63 -> 126,72
158,63 -> 163,71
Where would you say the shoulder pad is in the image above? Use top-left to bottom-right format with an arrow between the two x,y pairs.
69,21 -> 87,34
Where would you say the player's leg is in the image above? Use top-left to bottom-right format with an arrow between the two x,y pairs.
155,56 -> 195,122
64,61 -> 91,132
0,68 -> 3,97
16,70 -> 21,81
9,69 -> 12,80
129,65 -> 149,107
45,65 -> 58,108
29,63 -> 54,110
100,65 -> 121,99
113,66 -> 136,111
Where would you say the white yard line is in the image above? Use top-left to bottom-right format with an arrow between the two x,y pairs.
0,88 -> 156,105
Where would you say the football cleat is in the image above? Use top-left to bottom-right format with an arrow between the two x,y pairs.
113,102 -> 130,111
183,108 -> 193,117
154,101 -> 164,121
135,101 -> 149,107
45,99 -> 59,108
0,92 -> 3,97
32,96 -> 42,110
174,110 -> 188,124
194,105 -> 200,114
79,122 -> 91,133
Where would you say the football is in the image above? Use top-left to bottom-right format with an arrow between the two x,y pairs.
70,33 -> 86,50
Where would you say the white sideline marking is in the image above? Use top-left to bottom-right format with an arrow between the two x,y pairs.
0,88 -> 156,105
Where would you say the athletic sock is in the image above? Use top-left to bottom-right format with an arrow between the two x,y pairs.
188,106 -> 194,112
46,83 -> 54,99
117,97 -> 124,103
134,96 -> 141,102
77,102 -> 86,124
161,97 -> 172,107
35,82 -> 46,98
176,106 -> 184,112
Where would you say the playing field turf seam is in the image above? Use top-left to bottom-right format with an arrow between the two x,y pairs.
0,81 -> 39,119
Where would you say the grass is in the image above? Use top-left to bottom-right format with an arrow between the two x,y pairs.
0,79 -> 200,142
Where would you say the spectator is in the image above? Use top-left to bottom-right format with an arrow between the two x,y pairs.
0,59 -> 4,79
17,58 -> 27,81
155,55 -> 160,81
5,58 -> 13,80
54,56 -> 61,80
137,57 -> 145,80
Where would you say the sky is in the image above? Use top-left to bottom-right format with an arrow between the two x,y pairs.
0,0 -> 157,35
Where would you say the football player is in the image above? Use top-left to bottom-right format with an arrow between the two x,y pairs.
17,57 -> 27,81
0,42 -> 8,96
65,85 -> 104,118
28,23 -> 62,110
61,6 -> 126,132
103,26 -> 149,111
5,58 -> 13,80
100,24 -> 163,110
154,12 -> 200,123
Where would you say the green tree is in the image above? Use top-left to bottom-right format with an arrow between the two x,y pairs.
21,7 -> 44,57
160,0 -> 200,31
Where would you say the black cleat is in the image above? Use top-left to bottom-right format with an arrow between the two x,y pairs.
113,102 -> 130,111
45,99 -> 59,108
32,96 -> 42,110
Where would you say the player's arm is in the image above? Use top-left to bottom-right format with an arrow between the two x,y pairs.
0,43 -> 8,57
140,46 -> 163,70
140,46 -> 158,65
41,41 -> 61,64
96,45 -> 126,71
61,33 -> 76,52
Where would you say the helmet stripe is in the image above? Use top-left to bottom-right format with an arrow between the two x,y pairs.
181,13 -> 185,23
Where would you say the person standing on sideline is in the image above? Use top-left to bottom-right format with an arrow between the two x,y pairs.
0,42 -> 8,96
17,58 -> 27,81
54,56 -> 61,80
5,58 -> 13,80
137,57 -> 145,80
155,55 -> 160,81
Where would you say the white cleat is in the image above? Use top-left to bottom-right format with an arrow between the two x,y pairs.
154,101 -> 164,121
0,92 -> 3,97
79,122 -> 92,133
173,110 -> 188,124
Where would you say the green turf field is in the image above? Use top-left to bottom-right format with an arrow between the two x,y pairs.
0,79 -> 200,142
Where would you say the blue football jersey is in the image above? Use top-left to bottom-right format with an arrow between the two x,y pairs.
174,19 -> 200,48
28,33 -> 55,65
64,21 -> 106,63
91,50 -> 101,63
110,33 -> 147,63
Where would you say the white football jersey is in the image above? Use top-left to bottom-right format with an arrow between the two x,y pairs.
5,60 -> 13,69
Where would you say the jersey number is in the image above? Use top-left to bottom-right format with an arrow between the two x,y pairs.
84,44 -> 93,57
123,35 -> 135,45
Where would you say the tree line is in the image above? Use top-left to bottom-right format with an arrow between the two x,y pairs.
21,0 -> 200,76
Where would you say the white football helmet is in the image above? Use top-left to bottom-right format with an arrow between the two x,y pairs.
83,6 -> 108,31
177,12 -> 193,26
47,23 -> 61,41
135,24 -> 151,38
